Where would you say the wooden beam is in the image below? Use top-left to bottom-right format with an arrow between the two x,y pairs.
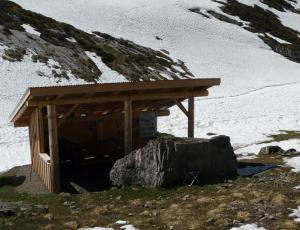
47,104 -> 60,193
27,90 -> 208,107
63,110 -> 170,124
174,99 -> 189,117
27,78 -> 220,97
57,104 -> 79,127
56,94 -> 64,99
124,99 -> 132,155
188,97 -> 194,138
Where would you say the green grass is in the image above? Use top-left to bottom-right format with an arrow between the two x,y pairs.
262,130 -> 300,143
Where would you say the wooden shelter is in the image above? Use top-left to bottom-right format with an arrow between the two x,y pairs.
10,79 -> 220,193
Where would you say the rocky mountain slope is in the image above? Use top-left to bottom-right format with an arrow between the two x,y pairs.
190,0 -> 300,62
0,1 -> 193,82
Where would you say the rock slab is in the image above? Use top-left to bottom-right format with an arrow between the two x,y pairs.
110,135 -> 237,187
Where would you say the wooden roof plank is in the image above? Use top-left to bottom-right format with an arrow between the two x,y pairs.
28,78 -> 220,97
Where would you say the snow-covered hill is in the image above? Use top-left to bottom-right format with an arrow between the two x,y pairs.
0,0 -> 300,171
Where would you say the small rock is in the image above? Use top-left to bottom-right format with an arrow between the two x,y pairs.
207,217 -> 214,223
259,146 -> 283,155
140,210 -> 150,216
144,201 -> 154,208
116,196 -> 122,200
182,195 -> 190,201
283,148 -> 300,156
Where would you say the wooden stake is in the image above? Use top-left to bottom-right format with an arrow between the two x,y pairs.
124,99 -> 132,155
47,104 -> 60,193
188,97 -> 194,138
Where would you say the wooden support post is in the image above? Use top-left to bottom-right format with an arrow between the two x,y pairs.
124,98 -> 132,155
188,97 -> 194,138
37,107 -> 45,153
47,104 -> 60,193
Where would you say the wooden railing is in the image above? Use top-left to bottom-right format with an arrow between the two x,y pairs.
33,153 -> 52,192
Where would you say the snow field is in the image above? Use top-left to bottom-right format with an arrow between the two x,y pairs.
1,0 -> 299,170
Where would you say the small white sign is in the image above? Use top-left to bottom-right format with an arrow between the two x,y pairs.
139,112 -> 157,138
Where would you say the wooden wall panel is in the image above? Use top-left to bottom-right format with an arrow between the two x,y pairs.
29,108 -> 52,192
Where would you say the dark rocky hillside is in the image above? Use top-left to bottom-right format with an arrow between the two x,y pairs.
190,0 -> 300,63
0,1 -> 194,82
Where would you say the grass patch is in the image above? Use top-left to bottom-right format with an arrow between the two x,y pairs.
266,130 -> 300,143
1,156 -> 300,230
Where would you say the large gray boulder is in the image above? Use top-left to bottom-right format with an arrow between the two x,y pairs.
110,135 -> 237,187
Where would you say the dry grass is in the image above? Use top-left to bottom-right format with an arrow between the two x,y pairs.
1,155 -> 300,229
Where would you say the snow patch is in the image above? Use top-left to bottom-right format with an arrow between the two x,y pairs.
22,24 -> 41,36
115,220 -> 128,225
78,228 -> 113,230
85,51 -> 127,83
120,224 -> 138,230
66,37 -> 77,43
231,223 -> 266,230
289,206 -> 300,223
235,139 -> 300,157
284,156 -> 300,172
294,185 -> 300,190
266,33 -> 291,44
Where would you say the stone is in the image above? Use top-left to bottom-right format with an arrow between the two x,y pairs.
182,195 -> 190,201
110,136 -> 237,187
64,221 -> 78,230
258,146 -> 283,155
44,213 -> 54,221
0,202 -> 48,217
283,148 -> 300,156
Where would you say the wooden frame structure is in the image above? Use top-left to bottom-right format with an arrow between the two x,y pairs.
10,79 -> 220,192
